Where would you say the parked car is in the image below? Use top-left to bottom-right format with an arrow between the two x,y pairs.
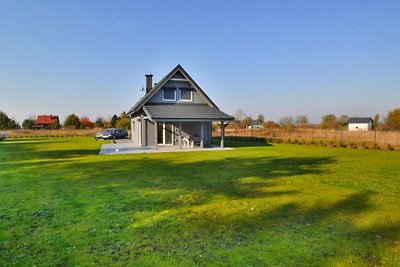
95,128 -> 128,140
0,132 -> 9,141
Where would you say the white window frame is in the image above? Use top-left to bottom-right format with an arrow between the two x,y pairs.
179,88 -> 193,102
162,88 -> 176,101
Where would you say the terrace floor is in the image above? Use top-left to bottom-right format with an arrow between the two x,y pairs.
99,139 -> 231,155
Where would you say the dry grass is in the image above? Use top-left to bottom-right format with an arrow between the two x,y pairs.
215,128 -> 400,150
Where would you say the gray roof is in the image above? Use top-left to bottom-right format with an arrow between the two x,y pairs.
251,120 -> 261,125
348,117 -> 373,123
127,64 -> 218,116
144,104 -> 233,121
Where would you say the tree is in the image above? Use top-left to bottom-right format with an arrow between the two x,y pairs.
295,115 -> 309,127
52,120 -> 61,129
263,121 -> 278,129
338,115 -> 349,128
0,111 -> 19,130
257,114 -> 265,124
110,114 -> 118,128
279,116 -> 294,128
373,113 -> 380,129
384,108 -> 400,130
234,109 -> 245,122
22,116 -> 37,129
81,117 -> 94,129
320,114 -> 339,129
63,114 -> 81,129
95,117 -> 105,128
240,115 -> 253,129
116,112 -> 130,129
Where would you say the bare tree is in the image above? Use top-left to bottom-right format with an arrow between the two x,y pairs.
295,115 -> 309,127
234,109 -> 245,122
279,116 -> 294,128
338,115 -> 349,128
257,114 -> 265,123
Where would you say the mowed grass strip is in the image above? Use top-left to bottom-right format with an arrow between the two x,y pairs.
0,137 -> 399,266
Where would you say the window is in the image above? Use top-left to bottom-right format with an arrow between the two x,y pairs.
162,88 -> 176,101
179,88 -> 193,101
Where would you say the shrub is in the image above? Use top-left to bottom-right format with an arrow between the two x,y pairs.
387,144 -> 394,150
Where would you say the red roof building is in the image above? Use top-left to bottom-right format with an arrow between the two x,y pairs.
34,115 -> 60,129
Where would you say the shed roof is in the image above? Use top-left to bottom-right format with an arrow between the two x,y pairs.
250,120 -> 262,125
37,115 -> 59,125
348,117 -> 373,123
143,104 -> 233,121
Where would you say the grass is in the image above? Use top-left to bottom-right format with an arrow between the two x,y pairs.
0,137 -> 399,266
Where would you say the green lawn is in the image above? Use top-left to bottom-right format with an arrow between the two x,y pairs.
0,138 -> 399,266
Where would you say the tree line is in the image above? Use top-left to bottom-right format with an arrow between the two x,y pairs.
2,107 -> 400,131
231,108 -> 400,131
0,111 -> 131,130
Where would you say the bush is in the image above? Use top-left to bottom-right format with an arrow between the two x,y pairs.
387,144 -> 394,150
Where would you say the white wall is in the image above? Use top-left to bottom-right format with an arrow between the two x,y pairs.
348,122 -> 372,131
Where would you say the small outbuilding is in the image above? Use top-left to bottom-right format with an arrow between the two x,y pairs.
247,120 -> 263,129
33,115 -> 60,129
348,117 -> 373,131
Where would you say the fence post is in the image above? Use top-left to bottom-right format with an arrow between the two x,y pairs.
312,128 -> 315,143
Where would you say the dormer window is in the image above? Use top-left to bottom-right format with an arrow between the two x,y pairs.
179,88 -> 193,101
162,88 -> 176,101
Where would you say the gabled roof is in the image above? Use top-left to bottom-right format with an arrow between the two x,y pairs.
348,117 -> 373,123
143,104 -> 233,121
127,65 -> 218,116
250,120 -> 262,125
37,115 -> 59,125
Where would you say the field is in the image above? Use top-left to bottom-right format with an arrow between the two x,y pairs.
0,138 -> 399,266
220,128 -> 400,150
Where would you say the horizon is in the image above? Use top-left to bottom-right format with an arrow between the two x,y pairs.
1,1 -> 399,124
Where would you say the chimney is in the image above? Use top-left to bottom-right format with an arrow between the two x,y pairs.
145,74 -> 153,93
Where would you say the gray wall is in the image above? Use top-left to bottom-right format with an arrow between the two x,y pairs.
146,120 -> 156,146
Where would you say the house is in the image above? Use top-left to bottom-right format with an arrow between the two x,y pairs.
126,65 -> 233,149
348,117 -> 373,131
247,120 -> 263,129
33,115 -> 60,129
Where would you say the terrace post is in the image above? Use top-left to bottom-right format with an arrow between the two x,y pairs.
154,122 -> 158,150
130,118 -> 134,142
140,117 -> 145,147
179,122 -> 182,149
200,122 -> 204,148
220,121 -> 225,148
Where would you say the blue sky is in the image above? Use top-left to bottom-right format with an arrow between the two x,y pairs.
1,0 -> 399,124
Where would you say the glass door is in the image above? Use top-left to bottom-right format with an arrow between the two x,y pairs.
164,123 -> 173,145
158,122 -> 174,145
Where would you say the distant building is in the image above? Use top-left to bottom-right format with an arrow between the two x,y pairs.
33,115 -> 60,129
247,120 -> 263,129
348,117 -> 373,131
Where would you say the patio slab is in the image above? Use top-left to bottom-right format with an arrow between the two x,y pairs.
99,140 -> 232,155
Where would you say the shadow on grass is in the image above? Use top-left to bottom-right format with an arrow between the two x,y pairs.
0,139 -> 100,165
212,139 -> 272,148
2,139 -> 399,265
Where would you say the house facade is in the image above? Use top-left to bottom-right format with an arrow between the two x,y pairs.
126,65 -> 233,149
348,117 -> 373,131
33,115 -> 60,129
